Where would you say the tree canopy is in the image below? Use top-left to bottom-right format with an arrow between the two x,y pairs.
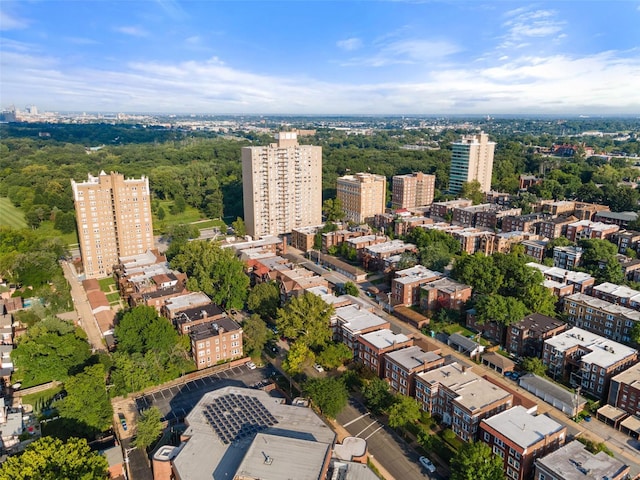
134,406 -> 164,450
170,240 -> 249,310
276,292 -> 333,349
450,441 -> 506,480
388,395 -> 421,428
0,436 -> 108,480
303,377 -> 349,418
247,282 -> 280,321
242,314 -> 269,356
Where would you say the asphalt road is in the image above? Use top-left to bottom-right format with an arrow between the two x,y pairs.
336,399 -> 440,480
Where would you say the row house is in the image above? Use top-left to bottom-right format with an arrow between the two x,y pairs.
542,327 -> 638,399
608,363 -> 640,418
506,313 -> 568,359
452,204 -> 521,229
189,318 -> 243,370
415,362 -> 514,442
610,229 -> 640,255
552,246 -> 583,270
533,440 -> 630,480
174,302 -> 227,335
494,231 -> 538,254
538,215 -> 578,240
430,199 -> 473,221
290,224 -> 323,252
593,210 -> 638,228
420,278 -> 472,313
479,406 -> 566,480
333,305 -> 390,352
391,265 -> 442,306
565,220 -> 619,242
357,329 -> 413,377
362,240 -> 417,271
452,228 -> 495,255
384,346 -> 444,396
273,267 -> 328,301
543,279 -> 575,299
502,213 -> 550,234
248,255 -> 293,284
521,239 -> 548,263
526,263 -> 595,294
563,292 -> 640,343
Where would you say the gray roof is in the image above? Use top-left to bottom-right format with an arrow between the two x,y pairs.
448,333 -> 481,351
482,406 -> 564,449
596,211 -> 638,222
535,440 -> 629,480
519,373 -> 586,409
385,346 -> 441,370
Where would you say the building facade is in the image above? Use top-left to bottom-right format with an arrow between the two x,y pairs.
449,132 -> 496,194
72,171 -> 154,279
337,173 -> 386,224
391,172 -> 435,209
189,318 -> 243,370
242,132 -> 322,238
607,363 -> 640,417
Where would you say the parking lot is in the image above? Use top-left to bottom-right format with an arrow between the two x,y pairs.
133,363 -> 277,424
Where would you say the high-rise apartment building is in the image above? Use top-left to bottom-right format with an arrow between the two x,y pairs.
449,132 -> 496,194
242,132 -> 322,238
72,171 -> 154,279
391,172 -> 435,209
336,173 -> 386,224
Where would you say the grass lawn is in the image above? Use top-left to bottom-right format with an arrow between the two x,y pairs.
154,200 -> 205,232
0,197 -> 27,228
21,385 -> 63,415
191,218 -> 228,229
106,292 -> 120,302
98,277 -> 116,293
35,221 -> 79,245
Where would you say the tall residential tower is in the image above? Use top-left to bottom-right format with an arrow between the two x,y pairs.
391,172 -> 435,209
337,173 -> 386,224
72,171 -> 154,279
449,132 -> 496,194
242,132 -> 322,238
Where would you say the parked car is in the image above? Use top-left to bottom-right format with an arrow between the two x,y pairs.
313,363 -> 324,373
118,413 -> 128,431
419,456 -> 436,473
247,361 -> 257,370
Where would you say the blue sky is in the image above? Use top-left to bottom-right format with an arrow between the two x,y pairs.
1,1 -> 639,114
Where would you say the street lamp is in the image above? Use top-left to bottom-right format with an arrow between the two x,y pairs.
123,446 -> 136,480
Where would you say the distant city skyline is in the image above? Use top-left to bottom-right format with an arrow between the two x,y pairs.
1,1 -> 640,115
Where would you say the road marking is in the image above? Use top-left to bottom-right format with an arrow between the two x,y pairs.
365,425 -> 384,440
355,421 -> 378,438
344,413 -> 369,427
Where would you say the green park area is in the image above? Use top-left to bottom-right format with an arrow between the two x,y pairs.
0,197 -> 27,229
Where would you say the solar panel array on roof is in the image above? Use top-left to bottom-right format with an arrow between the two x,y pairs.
203,394 -> 278,444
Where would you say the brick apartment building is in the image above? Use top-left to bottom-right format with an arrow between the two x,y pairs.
357,329 -> 413,377
502,213 -> 549,234
479,406 -> 566,480
607,363 -> 640,417
383,346 -> 444,396
542,327 -> 638,399
552,246 -> 583,270
565,220 -> 619,242
420,278 -> 472,314
190,318 -> 243,370
415,362 -> 513,441
391,265 -> 442,306
506,313 -> 568,358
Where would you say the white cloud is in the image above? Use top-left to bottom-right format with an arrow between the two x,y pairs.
342,38 -> 460,67
0,10 -> 29,30
114,26 -> 150,37
2,47 -> 639,114
499,8 -> 565,50
337,37 -> 363,51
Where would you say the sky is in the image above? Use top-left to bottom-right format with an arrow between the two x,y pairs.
1,0 -> 640,115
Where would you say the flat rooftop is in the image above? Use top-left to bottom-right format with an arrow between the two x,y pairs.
385,346 -> 441,370
335,305 -> 389,333
359,329 -> 410,350
610,362 -> 640,389
482,406 -> 564,449
365,240 -> 415,254
417,362 -> 511,413
566,292 -> 640,321
535,440 -> 629,480
164,292 -> 212,312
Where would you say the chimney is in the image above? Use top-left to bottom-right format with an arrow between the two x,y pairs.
461,365 -> 468,373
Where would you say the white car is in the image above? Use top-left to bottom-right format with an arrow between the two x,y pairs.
247,361 -> 257,370
419,456 -> 436,473
313,363 -> 324,373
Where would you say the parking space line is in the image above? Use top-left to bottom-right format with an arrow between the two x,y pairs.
364,426 -> 384,440
355,422 -> 378,438
344,413 -> 369,427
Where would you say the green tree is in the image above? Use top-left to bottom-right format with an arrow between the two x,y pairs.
247,282 -> 280,320
303,377 -> 349,418
322,198 -> 345,222
134,407 -> 164,450
115,306 -> 179,355
242,314 -> 269,355
170,240 -> 249,310
231,217 -> 246,237
343,282 -> 359,297
11,318 -> 92,387
521,357 -> 547,376
54,211 -> 77,234
282,340 -> 313,375
451,254 -> 503,295
631,322 -> 640,345
362,377 -> 394,415
388,394 -> 421,428
460,180 -> 484,205
276,292 -> 333,349
316,342 -> 353,369
475,295 -> 529,327
450,441 -> 506,480
57,364 -> 112,436
0,436 -> 108,480
171,194 -> 186,214
156,206 -> 166,220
